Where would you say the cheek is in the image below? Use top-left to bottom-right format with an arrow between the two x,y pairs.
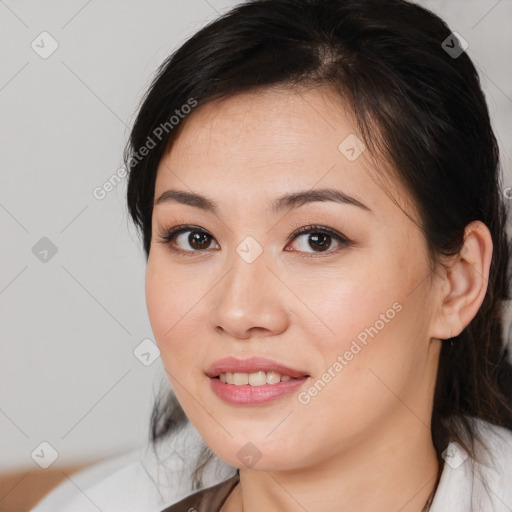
313,238 -> 428,357
145,267 -> 209,419
145,263 -> 171,341
145,261 -> 200,367
293,260 -> 402,355
297,259 -> 425,409
295,305 -> 419,452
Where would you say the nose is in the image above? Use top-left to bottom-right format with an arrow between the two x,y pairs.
210,248 -> 290,340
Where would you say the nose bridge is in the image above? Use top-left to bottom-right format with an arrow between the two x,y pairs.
211,234 -> 288,337
224,234 -> 270,304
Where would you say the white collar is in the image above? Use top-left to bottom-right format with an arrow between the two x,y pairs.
430,418 -> 512,511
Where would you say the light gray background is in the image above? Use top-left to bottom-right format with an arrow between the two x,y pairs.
1,0 -> 511,472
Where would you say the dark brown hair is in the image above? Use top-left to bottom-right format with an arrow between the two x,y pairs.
124,0 -> 512,502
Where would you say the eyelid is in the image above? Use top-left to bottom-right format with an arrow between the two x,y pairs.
156,223 -> 217,256
286,219 -> 347,241
286,224 -> 351,257
156,220 -> 351,257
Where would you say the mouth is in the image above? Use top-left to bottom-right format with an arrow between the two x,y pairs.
207,357 -> 310,405
214,371 -> 304,386
206,356 -> 310,386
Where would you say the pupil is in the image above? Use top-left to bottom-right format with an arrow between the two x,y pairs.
190,231 -> 210,249
310,233 -> 330,251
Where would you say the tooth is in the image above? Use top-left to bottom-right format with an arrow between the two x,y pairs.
218,371 -> 299,385
249,371 -> 267,386
266,371 -> 281,384
233,372 -> 249,385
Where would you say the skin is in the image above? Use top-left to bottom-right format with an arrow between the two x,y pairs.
145,85 -> 493,512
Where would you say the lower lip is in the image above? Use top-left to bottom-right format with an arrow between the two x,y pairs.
209,376 -> 309,405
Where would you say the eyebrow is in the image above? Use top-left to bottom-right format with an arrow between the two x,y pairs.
154,188 -> 372,215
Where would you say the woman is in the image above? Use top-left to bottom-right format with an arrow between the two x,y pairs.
123,0 -> 512,510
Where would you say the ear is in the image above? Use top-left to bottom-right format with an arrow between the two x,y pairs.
430,220 -> 493,340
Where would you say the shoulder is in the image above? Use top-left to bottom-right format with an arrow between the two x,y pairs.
30,425 -> 236,512
471,418 -> 512,503
431,417 -> 512,512
30,448 -> 166,512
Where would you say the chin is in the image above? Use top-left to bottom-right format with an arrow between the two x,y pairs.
201,433 -> 305,472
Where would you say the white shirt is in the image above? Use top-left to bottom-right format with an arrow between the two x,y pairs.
31,417 -> 512,512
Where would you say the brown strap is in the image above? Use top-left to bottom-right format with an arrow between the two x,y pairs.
160,474 -> 240,512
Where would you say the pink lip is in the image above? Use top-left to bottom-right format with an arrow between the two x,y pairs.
209,376 -> 309,405
206,356 -> 309,379
206,357 -> 310,406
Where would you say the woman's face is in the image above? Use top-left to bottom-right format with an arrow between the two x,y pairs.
146,86 -> 442,471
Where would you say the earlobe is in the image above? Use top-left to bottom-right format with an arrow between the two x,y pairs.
430,221 -> 493,341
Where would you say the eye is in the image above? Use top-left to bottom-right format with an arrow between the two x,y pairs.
156,222 -> 351,257
286,224 -> 351,257
157,224 -> 218,255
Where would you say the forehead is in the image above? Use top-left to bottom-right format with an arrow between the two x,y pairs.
164,85 -> 360,165
154,86 -> 411,218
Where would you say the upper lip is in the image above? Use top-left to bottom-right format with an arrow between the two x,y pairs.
206,357 -> 310,379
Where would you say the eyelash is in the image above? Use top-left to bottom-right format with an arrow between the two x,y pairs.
156,220 -> 352,259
